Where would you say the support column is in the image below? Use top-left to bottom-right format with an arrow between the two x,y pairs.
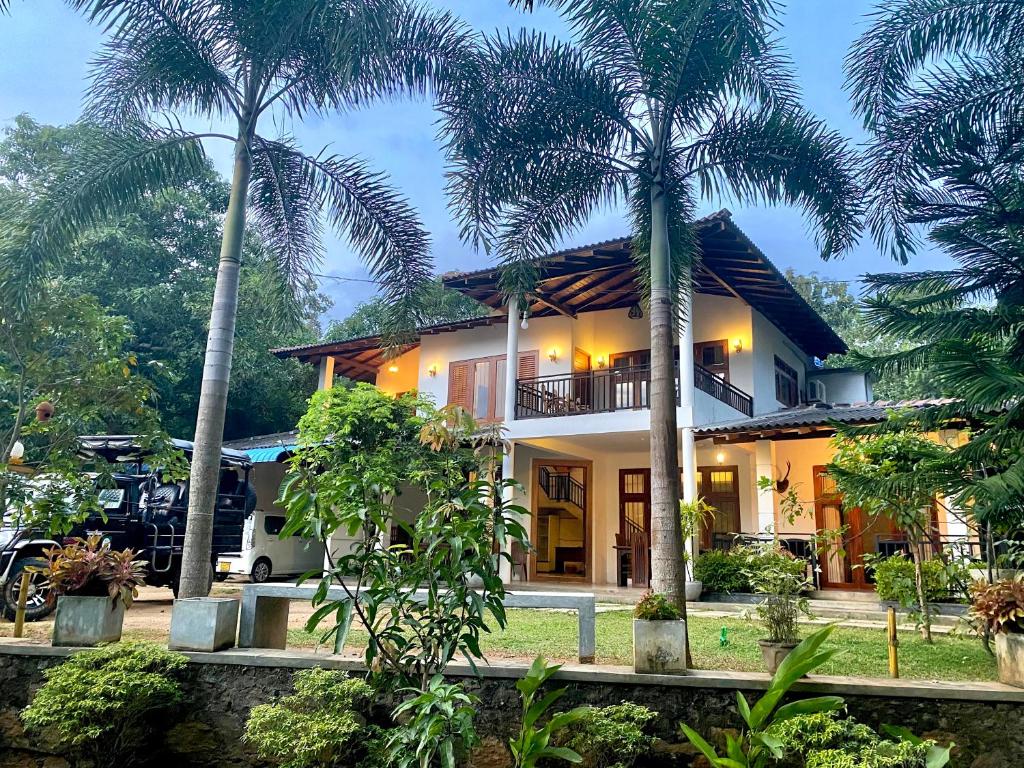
317,355 -> 335,391
678,282 -> 698,574
754,439 -> 777,534
499,296 -> 520,584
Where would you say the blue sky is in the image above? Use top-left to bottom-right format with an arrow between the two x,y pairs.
0,1 -> 950,324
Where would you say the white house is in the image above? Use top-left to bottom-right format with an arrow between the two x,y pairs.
272,210 -> 973,594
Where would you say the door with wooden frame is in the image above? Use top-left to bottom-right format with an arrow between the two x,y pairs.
572,348 -> 592,410
697,465 -> 741,549
694,340 -> 729,381
618,469 -> 650,539
610,350 -> 650,409
448,350 -> 538,421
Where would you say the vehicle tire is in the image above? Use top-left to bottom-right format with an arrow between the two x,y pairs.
2,558 -> 56,621
214,573 -> 229,582
251,558 -> 272,584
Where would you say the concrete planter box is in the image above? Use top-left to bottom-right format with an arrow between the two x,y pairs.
995,633 -> 1024,688
685,581 -> 703,602
170,597 -> 240,652
52,595 -> 124,647
633,619 -> 687,674
758,639 -> 799,674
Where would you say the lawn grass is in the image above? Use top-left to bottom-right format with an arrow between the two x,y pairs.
287,608 -> 997,682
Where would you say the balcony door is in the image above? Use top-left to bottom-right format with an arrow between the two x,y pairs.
697,465 -> 741,549
610,350 -> 650,409
448,350 -> 538,421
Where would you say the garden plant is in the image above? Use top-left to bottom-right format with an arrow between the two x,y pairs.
509,656 -> 588,768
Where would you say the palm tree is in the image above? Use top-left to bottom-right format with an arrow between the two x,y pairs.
16,0 -> 470,597
444,1 -> 861,618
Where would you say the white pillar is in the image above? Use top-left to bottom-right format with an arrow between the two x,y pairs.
754,439 -> 776,534
499,296 -> 521,583
317,355 -> 335,390
678,283 -> 698,572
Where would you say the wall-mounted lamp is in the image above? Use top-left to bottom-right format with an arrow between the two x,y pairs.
520,310 -> 529,330
548,348 -> 559,363
426,363 -> 439,378
732,338 -> 744,354
387,364 -> 400,374
715,450 -> 726,465
595,355 -> 606,369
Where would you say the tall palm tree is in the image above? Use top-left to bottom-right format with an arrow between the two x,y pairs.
17,0 -> 470,597
444,0 -> 861,616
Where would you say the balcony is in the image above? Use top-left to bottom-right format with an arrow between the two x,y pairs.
514,362 -> 753,419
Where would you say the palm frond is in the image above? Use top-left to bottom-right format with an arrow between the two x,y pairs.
845,0 -> 1024,125
681,104 -> 862,259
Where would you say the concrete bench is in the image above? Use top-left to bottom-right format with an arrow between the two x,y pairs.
238,583 -> 597,663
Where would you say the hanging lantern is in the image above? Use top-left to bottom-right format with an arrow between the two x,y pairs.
35,401 -> 54,422
628,302 -> 644,319
9,440 -> 25,464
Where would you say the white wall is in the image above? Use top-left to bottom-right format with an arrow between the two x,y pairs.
750,309 -> 809,414
807,369 -> 872,404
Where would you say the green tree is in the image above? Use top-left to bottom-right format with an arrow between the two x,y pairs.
444,1 -> 861,623
0,116 -> 323,439
785,270 -> 935,401
844,0 -> 1024,530
325,277 -> 486,342
10,0 -> 471,598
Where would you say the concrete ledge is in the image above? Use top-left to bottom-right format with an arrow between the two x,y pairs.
3,639 -> 1020,704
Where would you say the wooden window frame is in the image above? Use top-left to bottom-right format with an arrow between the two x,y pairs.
774,355 -> 800,407
448,350 -> 538,422
694,339 -> 730,381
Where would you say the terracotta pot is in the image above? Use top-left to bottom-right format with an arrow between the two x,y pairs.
758,639 -> 799,674
995,632 -> 1024,688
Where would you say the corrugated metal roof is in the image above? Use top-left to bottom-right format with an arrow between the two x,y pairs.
696,399 -> 957,437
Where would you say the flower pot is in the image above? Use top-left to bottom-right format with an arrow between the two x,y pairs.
685,581 -> 703,602
52,595 -> 125,647
633,619 -> 687,674
169,597 -> 240,652
995,633 -> 1024,688
758,639 -> 799,674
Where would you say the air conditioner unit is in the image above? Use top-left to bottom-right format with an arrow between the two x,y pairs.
806,379 -> 827,404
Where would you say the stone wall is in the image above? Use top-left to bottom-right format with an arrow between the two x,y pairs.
1,645 -> 1022,768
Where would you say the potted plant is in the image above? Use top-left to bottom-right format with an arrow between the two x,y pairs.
971,577 -> 1024,687
745,543 -> 813,673
632,591 -> 686,674
42,535 -> 147,646
679,498 -> 714,602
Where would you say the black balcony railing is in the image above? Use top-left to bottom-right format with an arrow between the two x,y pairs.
514,362 -> 754,419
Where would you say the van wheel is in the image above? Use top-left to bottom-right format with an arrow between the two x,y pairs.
251,558 -> 272,584
2,558 -> 56,621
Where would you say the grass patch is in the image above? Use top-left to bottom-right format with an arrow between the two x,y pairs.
288,609 -> 996,682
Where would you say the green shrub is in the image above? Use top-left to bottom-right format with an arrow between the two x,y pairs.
21,641 -> 188,768
551,702 -> 657,768
869,554 -> 961,606
633,591 -> 680,620
766,711 -> 947,768
244,668 -> 384,768
694,549 -> 751,593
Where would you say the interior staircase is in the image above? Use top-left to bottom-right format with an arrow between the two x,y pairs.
538,466 -> 585,514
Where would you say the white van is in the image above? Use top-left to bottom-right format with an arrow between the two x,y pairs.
216,507 -> 324,582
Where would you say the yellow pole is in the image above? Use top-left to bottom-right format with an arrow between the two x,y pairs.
887,606 -> 899,679
13,571 -> 30,638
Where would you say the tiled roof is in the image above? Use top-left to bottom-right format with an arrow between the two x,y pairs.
223,430 -> 299,451
696,399 -> 958,437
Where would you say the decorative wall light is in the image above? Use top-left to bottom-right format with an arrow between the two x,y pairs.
387,364 -> 399,374
628,302 -> 644,319
548,348 -> 559,363
426,363 -> 439,377
595,355 -> 606,368
520,310 -> 529,330
732,338 -> 744,353
715,450 -> 726,465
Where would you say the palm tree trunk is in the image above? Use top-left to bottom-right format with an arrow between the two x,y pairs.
648,178 -> 687,613
177,137 -> 252,598
913,539 -> 933,644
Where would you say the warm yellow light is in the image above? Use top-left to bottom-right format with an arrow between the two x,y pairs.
715,450 -> 726,465
548,348 -> 559,362
732,338 -> 744,353
387,364 -> 399,374
596,355 -> 606,368
427,363 -> 439,377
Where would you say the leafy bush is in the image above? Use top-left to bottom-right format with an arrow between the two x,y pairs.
745,544 -> 813,644
551,702 -> 657,768
509,656 -> 587,768
388,675 -> 478,768
766,711 -> 950,767
694,549 -> 751,593
244,668 -> 383,768
21,641 -> 187,768
971,576 -> 1024,634
41,534 -> 147,608
633,591 -> 681,621
868,554 -> 961,606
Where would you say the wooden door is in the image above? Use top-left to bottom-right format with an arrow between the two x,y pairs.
572,348 -> 592,410
610,350 -> 650,409
619,469 -> 650,539
697,466 -> 741,549
694,340 -> 729,381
